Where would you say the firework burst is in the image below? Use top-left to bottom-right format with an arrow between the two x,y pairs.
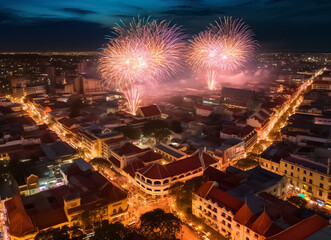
98,18 -> 186,115
187,16 -> 258,90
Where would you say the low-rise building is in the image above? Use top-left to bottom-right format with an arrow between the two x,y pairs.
154,143 -> 187,161
136,105 -> 161,120
135,151 -> 219,195
216,138 -> 245,169
4,159 -> 128,240
192,166 -> 329,240
108,142 -> 150,170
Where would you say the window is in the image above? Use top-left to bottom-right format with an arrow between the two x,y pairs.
290,172 -> 293,177
310,172 -> 313,177
246,238 -> 250,240
297,168 -> 300,172
291,166 -> 293,170
285,170 -> 287,174
246,229 -> 250,233
320,183 -> 324,188
303,177 -> 306,182
285,163 -> 287,167
319,190 -> 323,197
227,223 -> 231,228
255,234 -> 259,238
309,179 -> 313,184
320,176 -> 324,181
271,166 -> 274,170
304,170 -> 306,174
236,223 -> 240,228
276,167 -> 278,172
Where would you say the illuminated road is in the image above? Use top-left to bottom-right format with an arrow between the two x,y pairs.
181,225 -> 200,240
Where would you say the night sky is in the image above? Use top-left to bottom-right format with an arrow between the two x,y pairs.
1,0 -> 330,52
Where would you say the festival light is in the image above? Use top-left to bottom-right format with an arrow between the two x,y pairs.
187,17 -> 258,90
99,18 -> 186,115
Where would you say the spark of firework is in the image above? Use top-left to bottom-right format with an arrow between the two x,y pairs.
187,16 -> 258,90
98,18 -> 186,115
124,86 -> 140,115
207,69 -> 217,91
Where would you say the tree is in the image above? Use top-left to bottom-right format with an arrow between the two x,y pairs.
234,158 -> 259,170
89,157 -> 110,171
170,121 -> 182,133
154,128 -> 171,143
168,182 -> 184,197
120,126 -> 141,140
34,225 -> 85,240
142,120 -> 170,143
288,196 -> 307,208
139,208 -> 181,240
93,221 -> 131,240
142,120 -> 169,137
175,177 -> 203,214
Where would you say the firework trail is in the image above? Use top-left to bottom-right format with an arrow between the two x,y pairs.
99,18 -> 186,115
187,17 -> 258,90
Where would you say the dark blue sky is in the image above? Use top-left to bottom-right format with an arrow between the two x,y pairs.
1,0 -> 330,52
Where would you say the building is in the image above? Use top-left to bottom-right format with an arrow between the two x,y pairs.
312,80 -> 331,90
78,128 -> 123,157
220,125 -> 258,151
136,105 -> 161,119
154,143 -> 187,161
4,159 -> 128,240
108,142 -> 150,170
221,87 -> 256,109
135,151 -> 219,195
216,138 -> 245,169
192,167 -> 328,240
102,137 -> 130,160
41,141 -> 77,162
281,154 -> 331,206
196,104 -> 214,117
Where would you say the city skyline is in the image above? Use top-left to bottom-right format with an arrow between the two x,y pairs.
1,0 -> 331,52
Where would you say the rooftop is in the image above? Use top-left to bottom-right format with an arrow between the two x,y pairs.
138,105 -> 161,117
41,141 -> 77,161
155,144 -> 185,159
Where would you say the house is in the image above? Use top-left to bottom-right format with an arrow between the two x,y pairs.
136,105 -> 161,119
4,159 -> 128,239
196,104 -> 214,117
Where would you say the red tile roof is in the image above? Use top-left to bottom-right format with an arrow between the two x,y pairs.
251,211 -> 273,236
139,105 -> 161,117
266,214 -> 329,240
205,187 -> 243,213
5,195 -> 36,237
196,181 -> 214,198
234,203 -> 255,226
123,160 -> 145,178
196,104 -> 213,111
138,150 -> 163,163
113,142 -> 149,156
138,152 -> 217,179
32,208 -> 68,230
